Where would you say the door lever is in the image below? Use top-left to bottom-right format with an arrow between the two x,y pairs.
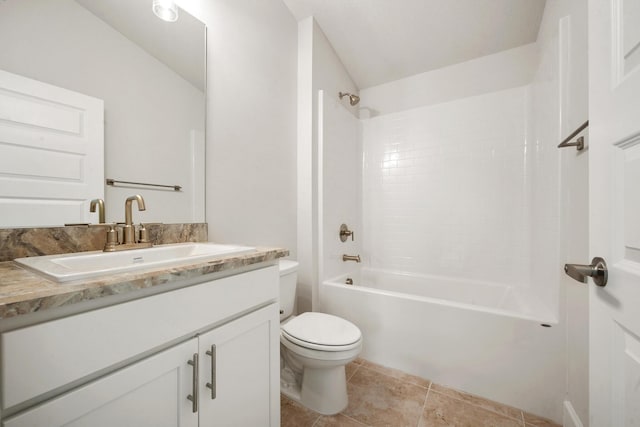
564,257 -> 608,287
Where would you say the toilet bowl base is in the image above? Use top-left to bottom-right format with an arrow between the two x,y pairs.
302,364 -> 349,415
280,363 -> 348,415
280,381 -> 301,402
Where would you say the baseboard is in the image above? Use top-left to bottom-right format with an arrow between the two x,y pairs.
563,400 -> 585,427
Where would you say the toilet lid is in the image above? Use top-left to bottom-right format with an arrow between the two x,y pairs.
281,312 -> 361,348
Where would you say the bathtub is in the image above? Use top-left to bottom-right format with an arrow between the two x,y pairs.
319,267 -> 564,421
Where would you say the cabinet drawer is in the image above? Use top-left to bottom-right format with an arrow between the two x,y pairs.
1,265 -> 278,409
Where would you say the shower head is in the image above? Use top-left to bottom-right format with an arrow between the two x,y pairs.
339,92 -> 360,106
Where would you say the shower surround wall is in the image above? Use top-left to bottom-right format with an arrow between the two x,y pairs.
319,91 -> 362,282
308,6 -> 587,422
362,87 -> 530,288
314,44 -> 567,421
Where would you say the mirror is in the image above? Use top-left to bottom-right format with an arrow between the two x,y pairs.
0,0 -> 206,226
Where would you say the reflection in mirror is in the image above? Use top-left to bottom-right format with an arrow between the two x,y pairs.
0,0 -> 206,227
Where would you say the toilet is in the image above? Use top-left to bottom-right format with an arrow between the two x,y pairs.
278,260 -> 363,415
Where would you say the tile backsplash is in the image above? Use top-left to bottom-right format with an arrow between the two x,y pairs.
0,223 -> 208,262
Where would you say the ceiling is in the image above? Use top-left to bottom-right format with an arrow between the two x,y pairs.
282,0 -> 547,89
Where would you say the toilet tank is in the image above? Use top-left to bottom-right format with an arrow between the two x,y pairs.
279,260 -> 298,321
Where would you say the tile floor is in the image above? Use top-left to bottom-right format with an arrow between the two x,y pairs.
281,358 -> 561,427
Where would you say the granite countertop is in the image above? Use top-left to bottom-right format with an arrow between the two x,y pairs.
0,247 -> 288,320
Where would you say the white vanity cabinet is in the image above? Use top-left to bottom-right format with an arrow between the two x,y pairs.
3,338 -> 200,427
197,304 -> 279,426
0,265 -> 280,427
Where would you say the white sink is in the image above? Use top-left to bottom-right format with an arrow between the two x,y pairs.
15,242 -> 256,283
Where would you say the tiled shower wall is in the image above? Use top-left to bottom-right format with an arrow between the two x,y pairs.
361,87 -> 530,287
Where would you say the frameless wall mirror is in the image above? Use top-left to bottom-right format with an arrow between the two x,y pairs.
0,0 -> 206,227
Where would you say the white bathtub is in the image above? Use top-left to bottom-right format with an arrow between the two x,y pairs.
320,268 -> 565,421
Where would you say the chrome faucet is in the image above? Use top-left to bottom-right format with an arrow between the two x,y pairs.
123,195 -> 146,245
89,198 -> 105,223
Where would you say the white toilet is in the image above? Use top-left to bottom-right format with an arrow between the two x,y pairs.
278,260 -> 363,415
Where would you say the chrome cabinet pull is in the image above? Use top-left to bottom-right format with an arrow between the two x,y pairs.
564,257 -> 608,287
206,345 -> 216,399
187,353 -> 199,413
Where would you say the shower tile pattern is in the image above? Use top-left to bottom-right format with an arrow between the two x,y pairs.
281,358 -> 561,427
361,87 -> 530,287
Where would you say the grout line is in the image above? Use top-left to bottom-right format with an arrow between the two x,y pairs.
414,382 -> 431,427
347,363 -> 361,382
358,364 -> 430,390
341,413 -> 370,426
310,414 -> 321,427
430,384 -> 524,422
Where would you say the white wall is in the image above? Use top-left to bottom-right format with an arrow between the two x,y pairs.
361,87 -> 530,287
178,0 -> 298,256
531,0 -> 589,425
296,17 -> 359,312
319,91 -> 361,283
359,43 -> 538,116
0,0 -> 205,224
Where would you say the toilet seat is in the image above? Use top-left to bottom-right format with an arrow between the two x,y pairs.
281,312 -> 362,352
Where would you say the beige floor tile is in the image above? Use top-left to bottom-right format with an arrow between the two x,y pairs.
523,411 -> 561,427
346,360 -> 362,381
430,383 -> 522,421
314,414 -> 368,426
419,391 -> 522,427
281,394 -> 320,427
361,360 -> 431,388
343,365 -> 428,427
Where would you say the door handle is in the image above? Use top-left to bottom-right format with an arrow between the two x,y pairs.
564,257 -> 608,287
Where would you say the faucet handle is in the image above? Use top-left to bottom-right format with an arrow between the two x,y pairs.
138,223 -> 149,244
88,223 -> 120,251
339,224 -> 355,242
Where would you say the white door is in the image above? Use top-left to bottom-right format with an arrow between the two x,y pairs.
589,0 -> 640,425
0,69 -> 104,227
198,304 -> 280,427
2,339 -> 199,427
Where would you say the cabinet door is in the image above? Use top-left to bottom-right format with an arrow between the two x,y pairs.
198,304 -> 280,427
3,339 -> 199,427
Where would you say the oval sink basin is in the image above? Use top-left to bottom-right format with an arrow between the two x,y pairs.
15,242 -> 256,283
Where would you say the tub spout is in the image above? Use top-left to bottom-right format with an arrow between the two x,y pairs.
343,254 -> 361,263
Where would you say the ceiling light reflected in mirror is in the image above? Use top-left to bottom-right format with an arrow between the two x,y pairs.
152,0 -> 178,22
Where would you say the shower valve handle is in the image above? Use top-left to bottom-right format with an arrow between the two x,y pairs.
564,257 -> 608,287
340,224 -> 354,242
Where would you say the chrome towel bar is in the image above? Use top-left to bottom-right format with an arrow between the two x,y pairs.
558,120 -> 589,151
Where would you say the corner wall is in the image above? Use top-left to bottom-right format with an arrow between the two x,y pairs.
178,0 -> 298,257
296,17 -> 359,312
